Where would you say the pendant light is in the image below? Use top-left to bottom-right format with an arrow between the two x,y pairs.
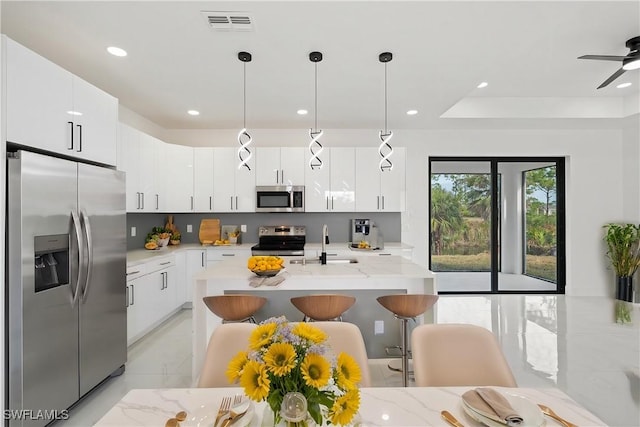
237,51 -> 252,171
378,52 -> 394,172
308,51 -> 324,170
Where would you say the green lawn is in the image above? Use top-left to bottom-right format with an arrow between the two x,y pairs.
432,253 -> 557,282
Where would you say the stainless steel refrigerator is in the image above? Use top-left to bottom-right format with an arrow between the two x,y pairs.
6,150 -> 126,427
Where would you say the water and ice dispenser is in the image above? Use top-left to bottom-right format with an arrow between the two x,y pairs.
34,234 -> 69,292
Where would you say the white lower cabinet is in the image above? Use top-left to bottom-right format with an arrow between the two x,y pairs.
126,255 -> 178,346
185,249 -> 207,304
206,248 -> 251,268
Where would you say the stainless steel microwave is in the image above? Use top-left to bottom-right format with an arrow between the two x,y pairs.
256,185 -> 305,213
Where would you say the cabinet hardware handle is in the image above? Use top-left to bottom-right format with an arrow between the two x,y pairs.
141,193 -> 145,210
126,270 -> 140,275
235,196 -> 238,210
209,196 -> 212,210
131,284 -> 135,305
125,286 -> 129,307
377,196 -> 380,210
156,194 -> 159,210
222,253 -> 235,257
136,192 -> 141,210
378,253 -> 391,256
76,124 -> 82,152
382,195 -> 385,210
190,196 -> 194,210
326,196 -> 329,210
160,261 -> 171,265
67,121 -> 74,150
230,196 -> 233,210
331,197 -> 334,209
281,170 -> 284,183
201,252 -> 205,267
275,170 -> 279,183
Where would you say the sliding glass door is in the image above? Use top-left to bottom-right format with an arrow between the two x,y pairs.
429,158 -> 565,294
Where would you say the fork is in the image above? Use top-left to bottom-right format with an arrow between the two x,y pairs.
214,396 -> 232,427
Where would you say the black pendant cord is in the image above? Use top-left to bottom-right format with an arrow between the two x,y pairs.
384,62 -> 388,134
243,62 -> 247,129
314,62 -> 318,132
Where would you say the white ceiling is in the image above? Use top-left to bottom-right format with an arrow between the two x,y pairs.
2,1 -> 639,130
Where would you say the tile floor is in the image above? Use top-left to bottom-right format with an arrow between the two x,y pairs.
56,295 -> 639,427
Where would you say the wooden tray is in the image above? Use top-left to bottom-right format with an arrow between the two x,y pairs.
199,219 -> 220,244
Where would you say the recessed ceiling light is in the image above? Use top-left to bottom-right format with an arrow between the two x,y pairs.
107,46 -> 127,57
187,110 -> 200,116
297,109 -> 308,115
66,110 -> 82,116
477,82 -> 488,89
616,82 -> 632,89
406,110 -> 418,115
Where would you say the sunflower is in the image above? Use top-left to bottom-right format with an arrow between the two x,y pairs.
240,360 -> 271,401
335,352 -> 362,390
293,322 -> 327,344
249,322 -> 278,350
264,342 -> 297,376
225,351 -> 248,383
329,389 -> 361,426
301,353 -> 331,388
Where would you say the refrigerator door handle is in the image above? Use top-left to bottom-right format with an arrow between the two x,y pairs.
70,210 -> 84,308
80,210 -> 93,303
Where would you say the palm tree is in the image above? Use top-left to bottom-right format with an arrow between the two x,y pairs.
430,184 -> 464,255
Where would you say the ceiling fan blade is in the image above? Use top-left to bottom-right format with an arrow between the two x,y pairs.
597,68 -> 626,89
578,55 -> 627,61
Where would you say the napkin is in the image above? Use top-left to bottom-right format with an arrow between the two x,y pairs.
249,271 -> 288,287
462,388 -> 524,426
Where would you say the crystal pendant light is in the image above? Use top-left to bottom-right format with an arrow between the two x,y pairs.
378,52 -> 394,172
237,51 -> 252,171
308,51 -> 324,170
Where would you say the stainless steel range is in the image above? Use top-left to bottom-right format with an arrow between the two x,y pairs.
251,225 -> 306,256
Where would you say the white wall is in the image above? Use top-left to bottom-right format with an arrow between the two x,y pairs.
163,126 -> 633,297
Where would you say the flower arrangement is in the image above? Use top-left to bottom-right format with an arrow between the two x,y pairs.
226,316 -> 362,426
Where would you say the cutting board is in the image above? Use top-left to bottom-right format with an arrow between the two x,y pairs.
199,219 -> 220,244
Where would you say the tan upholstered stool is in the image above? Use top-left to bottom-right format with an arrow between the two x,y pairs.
290,294 -> 356,321
203,294 -> 267,323
376,294 -> 439,387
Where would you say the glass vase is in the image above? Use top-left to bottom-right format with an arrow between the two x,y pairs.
277,392 -> 316,427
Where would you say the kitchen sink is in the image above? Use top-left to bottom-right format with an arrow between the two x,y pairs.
289,258 -> 358,265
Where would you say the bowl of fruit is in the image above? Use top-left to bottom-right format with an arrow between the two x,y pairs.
247,256 -> 285,277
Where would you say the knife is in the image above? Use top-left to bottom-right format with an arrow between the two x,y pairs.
441,410 -> 465,427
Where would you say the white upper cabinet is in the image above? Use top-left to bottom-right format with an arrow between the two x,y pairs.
121,126 -> 162,212
212,147 -> 256,212
193,148 -> 215,212
5,37 -> 117,165
355,147 -> 406,211
256,147 -> 305,186
121,124 -> 142,212
164,143 -> 194,212
304,148 -> 355,212
70,77 -> 118,165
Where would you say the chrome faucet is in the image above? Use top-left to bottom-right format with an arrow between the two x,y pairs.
320,224 -> 329,265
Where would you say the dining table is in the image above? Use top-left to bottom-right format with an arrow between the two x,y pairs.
93,386 -> 607,426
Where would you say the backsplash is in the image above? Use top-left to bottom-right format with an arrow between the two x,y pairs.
126,212 -> 401,250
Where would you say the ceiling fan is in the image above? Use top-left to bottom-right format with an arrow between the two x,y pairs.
578,36 -> 640,89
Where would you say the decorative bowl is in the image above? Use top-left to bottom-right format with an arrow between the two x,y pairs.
252,269 -> 281,277
157,237 -> 170,247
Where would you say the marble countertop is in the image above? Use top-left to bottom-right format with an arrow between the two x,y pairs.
193,253 -> 434,280
94,386 -> 607,426
127,242 -> 410,266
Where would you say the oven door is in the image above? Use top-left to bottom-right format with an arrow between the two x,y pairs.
255,186 -> 304,212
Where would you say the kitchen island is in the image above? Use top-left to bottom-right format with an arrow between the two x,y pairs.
191,255 -> 436,382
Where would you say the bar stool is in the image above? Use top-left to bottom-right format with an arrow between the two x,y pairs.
290,294 -> 356,321
376,294 -> 439,387
202,294 -> 267,323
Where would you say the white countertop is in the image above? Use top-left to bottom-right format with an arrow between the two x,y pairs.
193,254 -> 433,280
94,386 -> 607,427
127,242 -> 411,266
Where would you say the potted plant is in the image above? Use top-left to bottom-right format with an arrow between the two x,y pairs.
603,223 -> 640,302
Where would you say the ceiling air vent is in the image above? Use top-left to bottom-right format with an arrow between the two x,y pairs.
201,11 -> 254,31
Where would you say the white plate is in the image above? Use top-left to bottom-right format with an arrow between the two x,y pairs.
185,401 -> 254,427
461,392 -> 544,427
